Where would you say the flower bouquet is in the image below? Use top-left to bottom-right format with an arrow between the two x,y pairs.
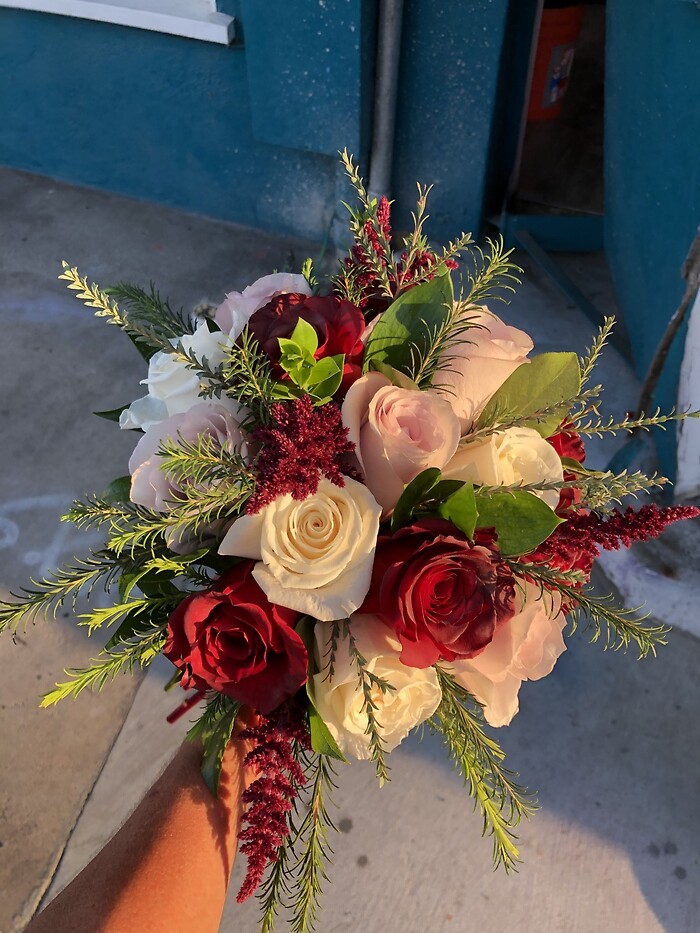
2,152 -> 698,931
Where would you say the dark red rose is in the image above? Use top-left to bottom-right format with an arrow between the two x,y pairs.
547,421 -> 586,513
163,562 -> 307,714
361,519 -> 516,668
547,421 -> 586,464
248,293 -> 365,384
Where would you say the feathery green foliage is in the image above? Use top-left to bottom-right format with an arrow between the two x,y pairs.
342,618 -> 394,785
579,316 -> 615,389
575,406 -> 700,437
106,281 -> 196,339
0,555 -> 116,636
41,628 -> 166,706
510,562 -> 669,658
288,752 -> 338,933
459,237 -> 521,308
432,671 -> 536,873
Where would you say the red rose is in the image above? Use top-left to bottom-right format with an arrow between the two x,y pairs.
248,293 -> 365,386
547,422 -> 586,464
547,421 -> 586,514
163,562 -> 307,714
361,519 -> 516,668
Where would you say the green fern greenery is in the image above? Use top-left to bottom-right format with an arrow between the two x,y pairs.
432,670 -> 537,873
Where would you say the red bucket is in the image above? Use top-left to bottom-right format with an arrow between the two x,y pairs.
527,5 -> 585,122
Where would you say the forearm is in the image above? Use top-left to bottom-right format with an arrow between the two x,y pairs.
28,737 -> 248,933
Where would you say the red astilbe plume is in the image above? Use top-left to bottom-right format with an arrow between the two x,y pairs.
342,195 -> 458,315
236,710 -> 310,902
246,395 -> 356,513
526,504 -> 700,588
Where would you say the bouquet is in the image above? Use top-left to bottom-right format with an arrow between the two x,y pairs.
2,152 -> 698,932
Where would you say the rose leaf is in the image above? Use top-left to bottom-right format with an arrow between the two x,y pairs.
437,483 -> 477,539
478,352 -> 581,437
93,403 -> 131,423
474,489 -> 564,556
101,475 -> 132,504
296,616 -> 348,762
390,467 -> 443,532
368,360 -> 421,391
362,270 -> 454,380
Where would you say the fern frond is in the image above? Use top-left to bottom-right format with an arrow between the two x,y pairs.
579,316 -> 615,388
40,629 -> 166,706
342,619 -> 394,785
432,670 -> 536,873
0,556 -> 116,636
106,281 -> 195,339
510,562 -> 669,658
459,236 -> 521,308
575,406 -> 700,437
288,752 -> 338,933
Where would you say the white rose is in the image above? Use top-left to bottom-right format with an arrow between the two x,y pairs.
433,307 -> 533,431
218,477 -> 382,621
449,584 -> 566,727
120,323 -> 233,431
313,614 -> 442,759
213,272 -> 312,338
443,426 -> 564,509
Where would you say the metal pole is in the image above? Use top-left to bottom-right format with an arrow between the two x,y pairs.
368,0 -> 405,202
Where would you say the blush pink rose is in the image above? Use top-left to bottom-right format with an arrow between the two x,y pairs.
213,272 -> 311,339
449,583 -> 566,727
433,308 -> 533,431
129,401 -> 247,512
341,371 -> 461,513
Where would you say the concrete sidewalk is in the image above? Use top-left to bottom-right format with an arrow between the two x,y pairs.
2,167 -> 698,933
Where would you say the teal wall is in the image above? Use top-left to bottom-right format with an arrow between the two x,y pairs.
0,1 -> 511,244
605,0 -> 700,476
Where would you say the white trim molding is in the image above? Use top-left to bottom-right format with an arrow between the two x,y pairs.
1,0 -> 236,45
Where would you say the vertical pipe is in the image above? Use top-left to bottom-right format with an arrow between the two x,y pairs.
368,0 -> 405,201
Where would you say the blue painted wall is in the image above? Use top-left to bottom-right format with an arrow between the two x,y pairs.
0,4 -> 366,241
391,0 -> 511,242
0,1 -> 511,245
605,0 -> 700,477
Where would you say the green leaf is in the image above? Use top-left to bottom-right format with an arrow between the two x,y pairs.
103,606 -> 150,649
101,475 -> 132,504
391,468 -> 442,532
368,360 -> 421,391
475,489 -> 564,556
478,352 -> 581,437
306,355 -> 344,402
296,616 -> 347,762
437,483 -> 477,539
93,404 -> 130,423
309,704 -> 346,760
362,271 -> 454,380
306,355 -> 343,386
199,704 -> 239,796
289,316 -> 319,356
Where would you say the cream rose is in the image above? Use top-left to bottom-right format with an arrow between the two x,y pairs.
218,477 -> 382,621
433,307 -> 533,431
313,614 -> 442,759
449,584 -> 566,727
120,322 -> 233,431
213,272 -> 312,338
444,426 -> 564,509
341,371 -> 461,513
